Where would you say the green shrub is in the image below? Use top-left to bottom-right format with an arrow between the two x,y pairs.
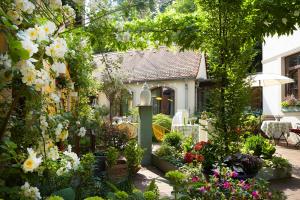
145,179 -> 159,200
270,156 -> 292,169
155,144 -> 177,157
52,188 -> 75,200
124,140 -> 144,175
115,191 -> 128,199
84,197 -> 104,200
144,191 -> 156,200
243,135 -> 275,158
106,147 -> 119,168
153,114 -> 172,131
163,131 -> 183,148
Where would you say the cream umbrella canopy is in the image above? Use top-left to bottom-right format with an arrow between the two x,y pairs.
247,73 -> 294,87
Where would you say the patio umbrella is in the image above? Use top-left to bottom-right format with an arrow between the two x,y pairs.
247,73 -> 294,87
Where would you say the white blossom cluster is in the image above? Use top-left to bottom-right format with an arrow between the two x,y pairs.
56,145 -> 80,176
20,182 -> 41,200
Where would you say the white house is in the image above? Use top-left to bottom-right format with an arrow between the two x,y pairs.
94,46 -> 210,116
262,28 -> 300,126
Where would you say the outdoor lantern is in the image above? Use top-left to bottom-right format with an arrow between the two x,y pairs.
140,82 -> 151,106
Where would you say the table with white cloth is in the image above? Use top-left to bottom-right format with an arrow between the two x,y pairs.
171,124 -> 207,142
260,121 -> 292,145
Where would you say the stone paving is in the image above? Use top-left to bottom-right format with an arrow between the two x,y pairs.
133,166 -> 173,198
270,145 -> 300,200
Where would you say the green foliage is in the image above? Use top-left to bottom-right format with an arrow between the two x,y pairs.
165,170 -> 187,200
106,147 -> 119,168
52,188 -> 75,200
163,131 -> 183,149
165,170 -> 186,186
84,197 -> 105,200
114,191 -> 129,199
154,144 -> 184,167
243,135 -> 276,158
143,191 -> 156,200
240,114 -> 261,134
265,156 -> 292,169
124,140 -> 144,175
145,179 -> 159,200
152,114 -> 172,131
46,196 -> 64,200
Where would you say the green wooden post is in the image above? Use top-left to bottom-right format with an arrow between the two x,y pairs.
138,105 -> 153,165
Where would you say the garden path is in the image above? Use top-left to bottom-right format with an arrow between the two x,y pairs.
133,166 -> 173,198
270,145 -> 300,200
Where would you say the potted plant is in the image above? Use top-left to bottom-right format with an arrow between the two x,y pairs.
124,140 -> 144,177
281,95 -> 300,112
223,153 -> 263,179
257,156 -> 292,180
106,147 -> 128,182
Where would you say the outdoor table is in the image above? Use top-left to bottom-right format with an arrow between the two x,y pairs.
171,124 -> 206,142
260,121 -> 292,145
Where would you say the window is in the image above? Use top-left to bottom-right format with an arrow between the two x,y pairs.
285,53 -> 300,98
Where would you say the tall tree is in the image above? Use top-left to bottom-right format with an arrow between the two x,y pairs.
127,0 -> 300,155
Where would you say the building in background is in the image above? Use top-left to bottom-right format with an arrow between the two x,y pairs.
262,28 -> 300,125
94,46 -> 210,116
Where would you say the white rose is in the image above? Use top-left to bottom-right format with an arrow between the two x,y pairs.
22,148 -> 43,173
51,62 -> 66,77
43,21 -> 57,35
21,39 -> 38,57
78,127 -> 86,137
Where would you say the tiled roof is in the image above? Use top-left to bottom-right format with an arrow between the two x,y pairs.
94,46 -> 202,82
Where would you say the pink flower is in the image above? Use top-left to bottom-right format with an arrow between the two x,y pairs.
243,184 -> 250,190
223,181 -> 231,189
268,192 -> 272,198
213,170 -> 219,177
199,186 -> 206,193
231,171 -> 238,178
192,176 -> 200,182
252,190 -> 259,199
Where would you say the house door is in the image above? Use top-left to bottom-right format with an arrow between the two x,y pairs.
151,87 -> 175,116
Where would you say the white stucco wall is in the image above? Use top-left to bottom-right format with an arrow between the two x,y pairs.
97,79 -> 196,116
127,79 -> 196,115
262,28 -> 300,126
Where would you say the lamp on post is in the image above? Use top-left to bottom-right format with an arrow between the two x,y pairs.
138,82 -> 153,165
140,82 -> 151,106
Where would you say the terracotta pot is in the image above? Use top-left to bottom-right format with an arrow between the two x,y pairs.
106,157 -> 128,182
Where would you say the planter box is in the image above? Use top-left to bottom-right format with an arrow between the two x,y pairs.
151,154 -> 178,173
256,167 -> 291,180
282,106 -> 300,112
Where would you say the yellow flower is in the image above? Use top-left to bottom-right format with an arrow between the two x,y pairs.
22,148 -> 42,173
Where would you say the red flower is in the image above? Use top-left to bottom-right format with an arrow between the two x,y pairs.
184,152 -> 194,163
194,141 -> 207,151
195,154 -> 204,162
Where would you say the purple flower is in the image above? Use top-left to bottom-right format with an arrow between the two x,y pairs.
243,184 -> 251,190
199,186 -> 206,193
252,190 -> 259,199
231,171 -> 238,178
223,181 -> 231,189
192,176 -> 200,182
